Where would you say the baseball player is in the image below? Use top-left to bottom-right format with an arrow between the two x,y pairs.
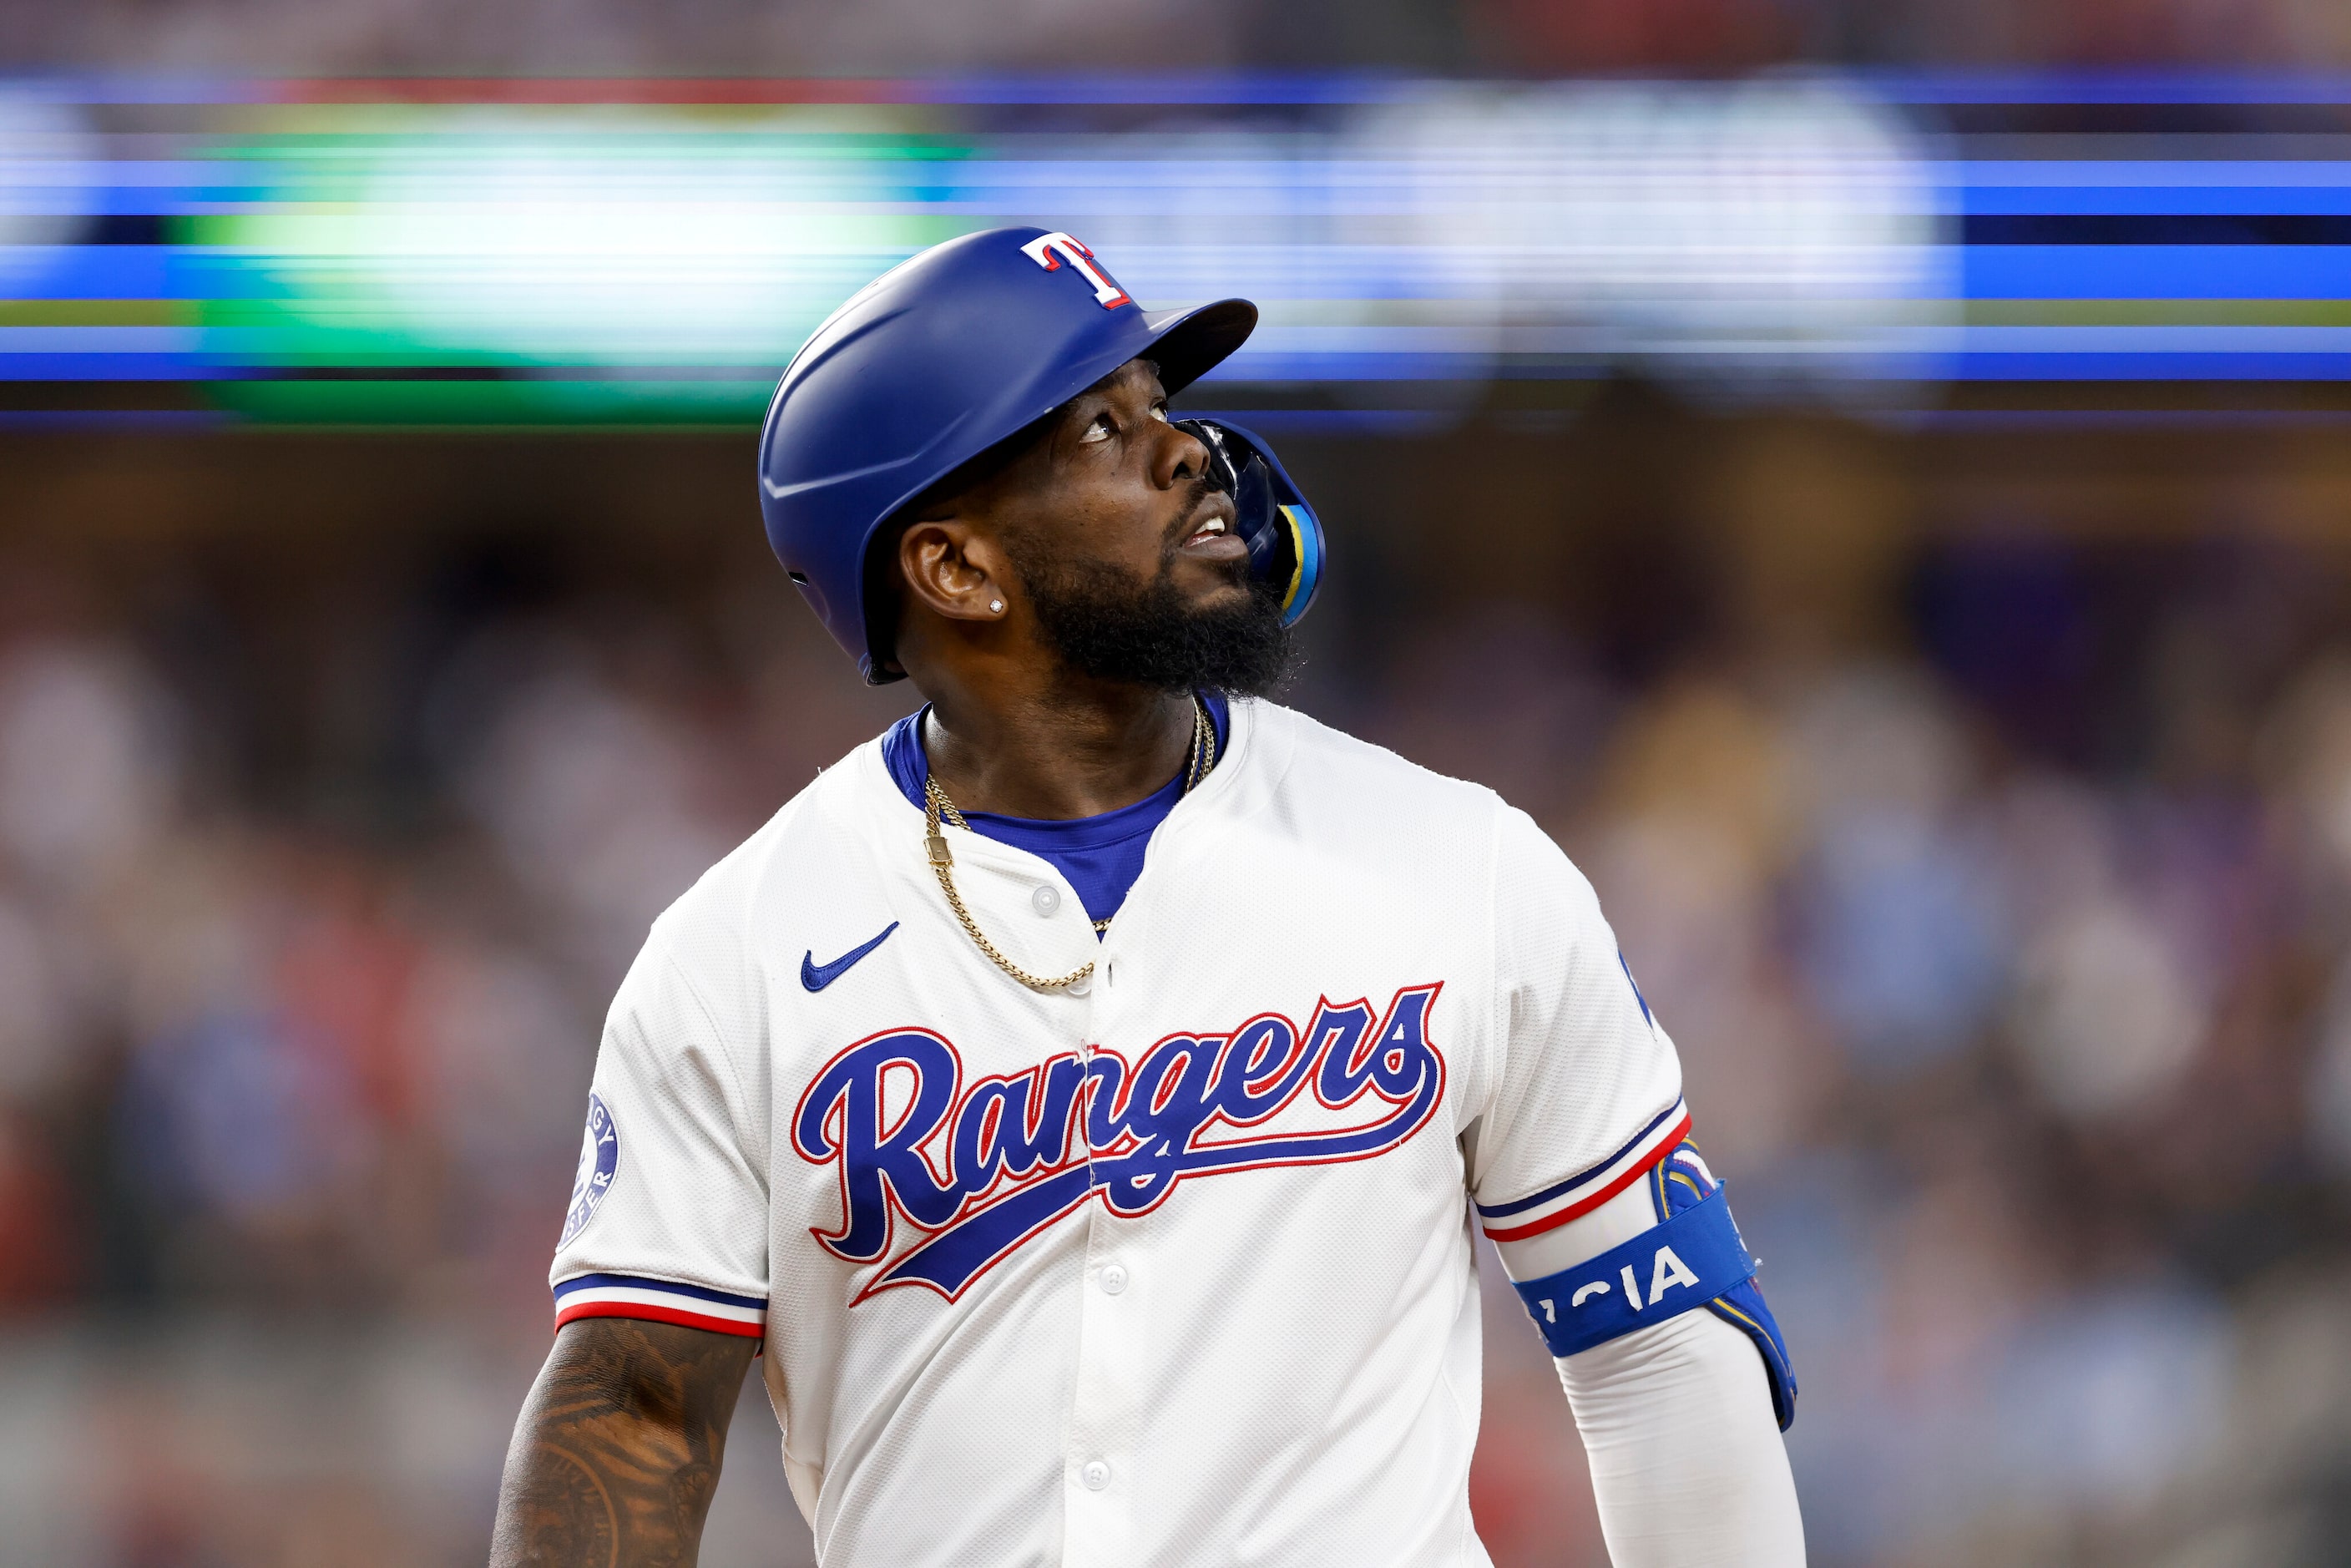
489,227 -> 1803,1567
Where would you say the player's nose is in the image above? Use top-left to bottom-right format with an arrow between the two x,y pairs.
1152,417 -> 1210,491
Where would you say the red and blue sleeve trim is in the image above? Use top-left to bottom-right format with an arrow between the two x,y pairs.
552,1272 -> 767,1338
1475,1097 -> 1691,1242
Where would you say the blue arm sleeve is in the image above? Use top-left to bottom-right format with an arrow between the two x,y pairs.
1509,1151 -> 1798,1431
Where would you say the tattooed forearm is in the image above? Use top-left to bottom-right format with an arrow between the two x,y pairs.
488,1318 -> 759,1568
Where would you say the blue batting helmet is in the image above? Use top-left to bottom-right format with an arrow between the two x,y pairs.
756,225 -> 1324,684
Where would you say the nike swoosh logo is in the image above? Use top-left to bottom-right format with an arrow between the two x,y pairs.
801,922 -> 899,992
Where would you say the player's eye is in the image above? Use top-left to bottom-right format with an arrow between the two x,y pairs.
1149,402 -> 1169,422
1079,413 -> 1113,444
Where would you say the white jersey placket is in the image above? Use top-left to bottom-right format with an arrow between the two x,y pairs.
926,813 -> 1145,1565
1062,923 -> 1144,1568
1053,740 -> 1221,1568
913,711 -> 1242,1566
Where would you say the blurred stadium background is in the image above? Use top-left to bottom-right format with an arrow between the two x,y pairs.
8,0 -> 2351,1564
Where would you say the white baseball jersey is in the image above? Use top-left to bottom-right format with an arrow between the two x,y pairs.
550,696 -> 1686,1568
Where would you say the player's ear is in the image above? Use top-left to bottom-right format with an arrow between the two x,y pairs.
897,516 -> 1014,627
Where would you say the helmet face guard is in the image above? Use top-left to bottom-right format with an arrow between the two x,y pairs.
1175,417 -> 1325,627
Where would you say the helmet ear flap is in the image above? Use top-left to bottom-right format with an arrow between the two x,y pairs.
1174,417 -> 1325,627
1274,501 -> 1323,621
856,518 -> 911,685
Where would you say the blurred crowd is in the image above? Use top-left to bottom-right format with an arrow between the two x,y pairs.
2,414 -> 2351,1567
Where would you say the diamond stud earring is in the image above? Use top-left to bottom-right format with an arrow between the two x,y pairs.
989,599 -> 1004,614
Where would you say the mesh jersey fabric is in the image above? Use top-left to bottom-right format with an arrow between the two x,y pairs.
878,692 -> 1231,928
549,697 -> 1685,1568
1465,807 -> 1691,1244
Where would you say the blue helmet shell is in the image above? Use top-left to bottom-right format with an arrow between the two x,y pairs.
758,225 -> 1271,684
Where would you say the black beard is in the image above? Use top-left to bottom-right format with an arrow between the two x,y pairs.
1005,535 -> 1298,697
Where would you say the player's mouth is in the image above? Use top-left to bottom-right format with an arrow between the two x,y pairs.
1175,495 -> 1246,561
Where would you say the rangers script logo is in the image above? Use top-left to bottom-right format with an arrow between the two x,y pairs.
793,984 -> 1448,1300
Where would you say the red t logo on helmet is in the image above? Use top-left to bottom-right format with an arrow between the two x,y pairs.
1019,230 -> 1130,309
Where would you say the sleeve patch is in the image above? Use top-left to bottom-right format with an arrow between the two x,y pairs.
559,1092 -> 620,1247
1475,1097 -> 1690,1242
1619,950 -> 1655,1028
553,1272 -> 767,1339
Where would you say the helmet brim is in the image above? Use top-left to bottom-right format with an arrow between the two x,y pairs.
1141,299 -> 1258,396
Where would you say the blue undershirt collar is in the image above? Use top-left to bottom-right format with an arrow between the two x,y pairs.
880,693 -> 1231,929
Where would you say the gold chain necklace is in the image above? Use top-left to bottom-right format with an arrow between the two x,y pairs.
924,695 -> 1215,993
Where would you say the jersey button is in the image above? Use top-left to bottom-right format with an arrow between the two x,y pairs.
1080,1460 -> 1111,1491
1031,883 -> 1061,916
1099,1263 -> 1129,1295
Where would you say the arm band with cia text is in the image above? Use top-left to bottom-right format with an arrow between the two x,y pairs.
1509,1186 -> 1757,1359
1509,1143 -> 1800,1430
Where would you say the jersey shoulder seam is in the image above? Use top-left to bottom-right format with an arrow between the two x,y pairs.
1253,700 -> 1509,810
1232,694 -> 1307,800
